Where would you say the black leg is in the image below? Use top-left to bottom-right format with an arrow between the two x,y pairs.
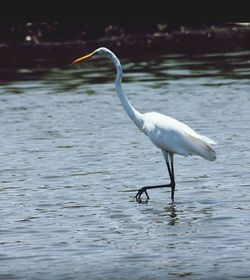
170,155 -> 175,202
135,182 -> 173,203
135,153 -> 175,203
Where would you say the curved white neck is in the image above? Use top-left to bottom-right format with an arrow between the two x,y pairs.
110,54 -> 144,131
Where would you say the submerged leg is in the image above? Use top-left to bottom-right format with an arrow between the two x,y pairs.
135,151 -> 175,203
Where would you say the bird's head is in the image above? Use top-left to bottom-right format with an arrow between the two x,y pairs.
72,47 -> 113,64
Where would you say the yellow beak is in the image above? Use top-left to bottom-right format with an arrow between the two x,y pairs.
72,51 -> 96,64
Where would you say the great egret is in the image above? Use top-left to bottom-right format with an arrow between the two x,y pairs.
72,47 -> 216,203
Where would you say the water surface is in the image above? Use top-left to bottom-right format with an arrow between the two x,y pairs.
1,50 -> 250,279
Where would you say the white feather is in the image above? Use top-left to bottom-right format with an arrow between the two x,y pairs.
142,112 -> 216,161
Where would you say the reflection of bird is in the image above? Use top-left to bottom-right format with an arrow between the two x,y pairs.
72,47 -> 216,203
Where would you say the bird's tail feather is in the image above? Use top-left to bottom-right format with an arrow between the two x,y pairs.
188,135 -> 217,161
200,135 -> 217,145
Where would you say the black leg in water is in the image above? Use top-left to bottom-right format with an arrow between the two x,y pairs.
135,159 -> 176,203
135,183 -> 175,203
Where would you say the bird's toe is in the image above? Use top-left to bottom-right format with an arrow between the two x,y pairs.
135,187 -> 149,203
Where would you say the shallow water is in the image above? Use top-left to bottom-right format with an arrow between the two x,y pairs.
1,50 -> 250,279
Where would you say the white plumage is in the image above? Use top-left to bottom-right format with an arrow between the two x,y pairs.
142,112 -> 216,161
72,47 -> 216,203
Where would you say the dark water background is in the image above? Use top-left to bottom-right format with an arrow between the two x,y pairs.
1,50 -> 250,279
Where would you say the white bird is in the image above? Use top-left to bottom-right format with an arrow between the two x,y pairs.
72,47 -> 216,203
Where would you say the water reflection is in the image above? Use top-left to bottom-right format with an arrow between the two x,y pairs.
1,50 -> 250,85
164,204 -> 178,225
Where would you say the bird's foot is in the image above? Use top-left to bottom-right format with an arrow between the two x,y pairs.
135,187 -> 150,203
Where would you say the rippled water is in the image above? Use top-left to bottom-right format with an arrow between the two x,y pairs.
1,50 -> 250,279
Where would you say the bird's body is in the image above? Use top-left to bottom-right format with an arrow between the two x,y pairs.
72,47 -> 216,203
142,112 -> 216,161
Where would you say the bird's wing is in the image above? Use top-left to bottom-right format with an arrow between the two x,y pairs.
184,134 -> 216,161
143,112 -> 216,160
